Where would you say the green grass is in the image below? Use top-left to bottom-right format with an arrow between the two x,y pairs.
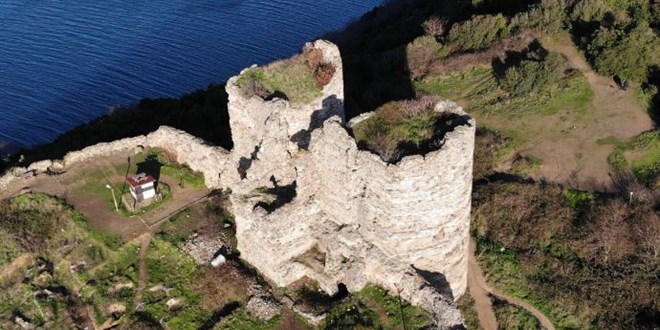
215,308 -> 282,330
475,237 -> 585,330
415,66 -> 495,98
563,189 -> 595,209
416,66 -> 593,116
76,147 -> 205,216
0,193 -> 138,328
0,230 -> 21,269
511,154 -> 543,175
323,284 -> 434,330
235,56 -> 322,105
144,237 -> 206,328
493,299 -> 541,330
457,292 -> 482,330
116,148 -> 205,188
606,130 -> 660,184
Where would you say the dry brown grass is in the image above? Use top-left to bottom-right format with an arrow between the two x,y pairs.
473,181 -> 660,329
192,262 -> 254,310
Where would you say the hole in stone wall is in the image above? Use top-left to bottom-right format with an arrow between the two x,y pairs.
334,283 -> 349,300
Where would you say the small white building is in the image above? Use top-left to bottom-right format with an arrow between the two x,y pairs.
126,173 -> 156,203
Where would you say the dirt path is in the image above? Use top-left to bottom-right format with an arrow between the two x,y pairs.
476,34 -> 652,188
534,35 -> 652,186
468,239 -> 555,330
132,233 -> 153,309
468,241 -> 498,330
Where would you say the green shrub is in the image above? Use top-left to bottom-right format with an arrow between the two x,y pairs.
499,52 -> 569,96
406,36 -> 442,79
570,0 -> 609,22
447,14 -> 510,51
511,0 -> 568,34
563,189 -> 595,209
607,150 -> 627,171
493,299 -> 541,330
587,22 -> 657,81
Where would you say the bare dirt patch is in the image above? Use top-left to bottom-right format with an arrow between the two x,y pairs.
1,149 -> 209,240
507,34 -> 652,187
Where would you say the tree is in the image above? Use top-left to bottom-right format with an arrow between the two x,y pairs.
588,22 -> 657,81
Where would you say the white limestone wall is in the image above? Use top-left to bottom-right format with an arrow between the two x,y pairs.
146,126 -> 233,189
288,104 -> 473,299
226,39 -> 344,158
0,126 -> 232,193
357,105 -> 474,298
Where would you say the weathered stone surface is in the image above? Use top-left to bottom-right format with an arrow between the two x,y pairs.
63,136 -> 148,166
246,296 -> 280,320
226,40 -> 345,160
1,40 -> 473,328
146,126 -> 233,189
27,160 -> 52,174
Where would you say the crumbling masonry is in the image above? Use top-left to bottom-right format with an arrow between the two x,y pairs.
1,40 -> 474,329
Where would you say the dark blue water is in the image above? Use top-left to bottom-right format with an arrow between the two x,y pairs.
0,0 -> 383,151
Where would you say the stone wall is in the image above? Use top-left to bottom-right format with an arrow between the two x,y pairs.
1,39 -> 474,328
226,40 -> 345,159
0,126 -> 232,192
223,40 -> 474,328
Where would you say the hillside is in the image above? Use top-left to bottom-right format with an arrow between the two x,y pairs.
1,0 -> 659,329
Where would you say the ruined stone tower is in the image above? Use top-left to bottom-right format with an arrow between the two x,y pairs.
4,39 -> 475,328
224,40 -> 474,327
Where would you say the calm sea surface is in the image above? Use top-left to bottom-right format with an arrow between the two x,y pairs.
0,0 -> 383,151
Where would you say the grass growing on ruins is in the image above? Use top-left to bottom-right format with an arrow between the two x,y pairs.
235,46 -> 335,105
143,237 -> 207,329
215,308 -> 282,330
352,96 -> 467,163
0,193 -> 127,328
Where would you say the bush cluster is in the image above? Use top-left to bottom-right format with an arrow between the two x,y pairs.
473,181 -> 659,329
499,52 -> 570,96
511,0 -> 568,34
587,22 -> 657,81
447,14 -> 510,51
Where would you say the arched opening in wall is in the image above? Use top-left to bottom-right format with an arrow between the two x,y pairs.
334,283 -> 349,300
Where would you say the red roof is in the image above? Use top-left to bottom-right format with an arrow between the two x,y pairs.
126,173 -> 156,187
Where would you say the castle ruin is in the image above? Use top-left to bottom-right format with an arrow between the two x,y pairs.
1,40 -> 475,329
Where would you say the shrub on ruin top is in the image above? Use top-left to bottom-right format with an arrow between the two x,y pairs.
235,47 -> 335,105
352,96 -> 468,163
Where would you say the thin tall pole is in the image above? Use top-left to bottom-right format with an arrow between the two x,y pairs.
106,184 -> 119,212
